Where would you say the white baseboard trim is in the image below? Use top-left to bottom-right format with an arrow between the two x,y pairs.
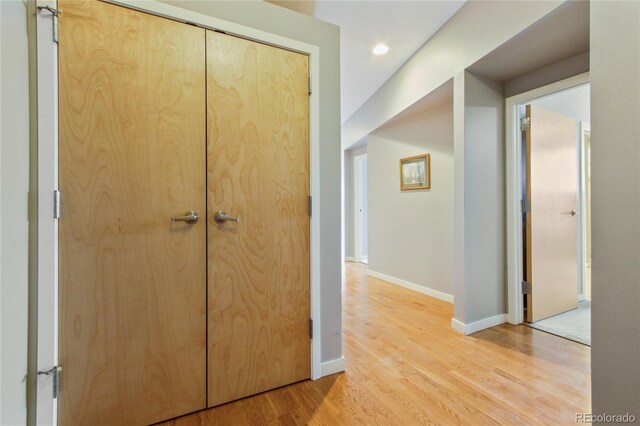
320,357 -> 345,377
345,257 -> 357,262
451,318 -> 467,334
451,314 -> 507,335
367,269 -> 454,303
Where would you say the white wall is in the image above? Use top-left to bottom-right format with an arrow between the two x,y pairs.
159,0 -> 343,363
367,102 -> 454,298
1,1 -> 30,424
453,71 -> 505,325
590,1 -> 640,419
342,0 -> 564,149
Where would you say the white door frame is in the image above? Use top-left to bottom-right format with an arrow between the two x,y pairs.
33,1 -> 323,423
580,121 -> 591,301
353,154 -> 367,262
32,1 -> 60,425
505,72 -> 590,324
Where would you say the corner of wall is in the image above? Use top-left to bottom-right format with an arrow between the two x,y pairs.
453,70 -> 507,326
1,1 -> 31,424
590,0 -> 640,419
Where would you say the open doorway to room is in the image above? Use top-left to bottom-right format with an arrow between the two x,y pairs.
345,143 -> 368,265
516,81 -> 591,346
353,154 -> 369,264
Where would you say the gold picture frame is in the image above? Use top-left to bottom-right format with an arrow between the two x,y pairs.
400,154 -> 430,191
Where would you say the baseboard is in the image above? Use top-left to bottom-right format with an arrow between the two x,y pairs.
451,314 -> 507,335
367,269 -> 454,303
451,318 -> 467,334
345,257 -> 357,262
320,357 -> 345,377
578,293 -> 586,302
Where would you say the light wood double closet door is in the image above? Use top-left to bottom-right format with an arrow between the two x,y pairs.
58,1 -> 310,424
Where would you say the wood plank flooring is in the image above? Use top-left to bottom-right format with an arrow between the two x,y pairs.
161,262 -> 591,425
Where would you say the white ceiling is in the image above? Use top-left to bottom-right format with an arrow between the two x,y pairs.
268,0 -> 465,123
468,0 -> 589,82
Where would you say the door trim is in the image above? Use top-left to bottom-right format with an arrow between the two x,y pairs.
32,1 -> 323,423
505,72 -> 589,325
580,121 -> 591,302
30,1 -> 60,425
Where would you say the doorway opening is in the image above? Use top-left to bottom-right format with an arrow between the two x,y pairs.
353,154 -> 368,264
520,83 -> 591,345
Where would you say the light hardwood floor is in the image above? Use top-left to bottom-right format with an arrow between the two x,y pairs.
162,262 -> 591,425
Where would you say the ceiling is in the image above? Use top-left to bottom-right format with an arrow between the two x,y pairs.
380,79 -> 452,129
468,0 -> 589,82
268,0 -> 465,123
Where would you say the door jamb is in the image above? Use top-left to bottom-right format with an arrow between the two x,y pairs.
33,1 -> 325,423
580,121 -> 591,301
505,72 -> 590,325
30,1 -> 60,425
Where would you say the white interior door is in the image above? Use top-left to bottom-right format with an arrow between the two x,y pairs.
525,104 -> 579,322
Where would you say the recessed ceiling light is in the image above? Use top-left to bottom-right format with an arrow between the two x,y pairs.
372,44 -> 389,55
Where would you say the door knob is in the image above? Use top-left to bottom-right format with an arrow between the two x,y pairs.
171,211 -> 199,224
214,211 -> 240,223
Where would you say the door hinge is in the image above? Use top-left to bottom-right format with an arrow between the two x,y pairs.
38,366 -> 62,398
37,5 -> 62,44
521,117 -> 531,132
520,199 -> 530,213
308,73 -> 312,95
309,319 -> 313,339
521,280 -> 531,295
308,195 -> 312,217
54,190 -> 61,219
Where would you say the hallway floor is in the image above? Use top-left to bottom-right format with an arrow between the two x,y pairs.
163,262 -> 591,425
529,300 -> 591,346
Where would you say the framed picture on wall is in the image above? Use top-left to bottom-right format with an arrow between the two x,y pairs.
400,154 -> 430,191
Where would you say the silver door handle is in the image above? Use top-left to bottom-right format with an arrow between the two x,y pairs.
214,211 -> 240,223
171,211 -> 199,224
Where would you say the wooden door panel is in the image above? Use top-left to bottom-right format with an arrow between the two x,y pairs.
206,31 -> 310,407
526,104 -> 579,322
58,1 -> 206,424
